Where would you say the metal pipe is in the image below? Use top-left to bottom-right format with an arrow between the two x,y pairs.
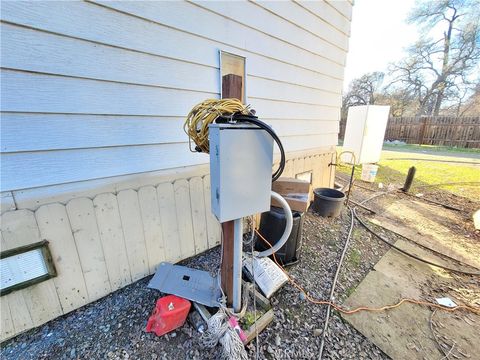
232,217 -> 243,312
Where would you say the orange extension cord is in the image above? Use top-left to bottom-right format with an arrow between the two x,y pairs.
254,230 -> 480,316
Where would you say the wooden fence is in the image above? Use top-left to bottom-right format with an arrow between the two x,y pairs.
340,116 -> 480,148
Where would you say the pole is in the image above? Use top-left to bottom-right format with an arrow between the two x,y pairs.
232,218 -> 243,312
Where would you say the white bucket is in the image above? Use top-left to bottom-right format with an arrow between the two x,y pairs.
361,164 -> 378,183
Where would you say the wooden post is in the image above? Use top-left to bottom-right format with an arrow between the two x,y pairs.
220,221 -> 234,306
222,74 -> 243,100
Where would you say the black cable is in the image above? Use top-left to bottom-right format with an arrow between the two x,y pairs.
228,114 -> 286,182
353,208 -> 480,276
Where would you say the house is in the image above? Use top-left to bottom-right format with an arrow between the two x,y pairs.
0,1 -> 352,340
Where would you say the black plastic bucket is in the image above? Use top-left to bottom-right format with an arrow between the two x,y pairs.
311,188 -> 345,217
255,207 -> 304,266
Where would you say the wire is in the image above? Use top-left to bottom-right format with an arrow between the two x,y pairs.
254,230 -> 480,316
318,207 -> 355,358
184,98 -> 285,181
353,208 -> 480,276
364,218 -> 480,272
184,98 -> 250,153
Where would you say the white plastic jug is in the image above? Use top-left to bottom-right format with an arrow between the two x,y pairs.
361,164 -> 378,183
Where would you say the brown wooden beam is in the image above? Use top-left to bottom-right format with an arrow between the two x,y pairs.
220,220 -> 234,306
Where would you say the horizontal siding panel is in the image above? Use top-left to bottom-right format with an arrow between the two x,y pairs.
251,1 -> 349,50
0,70 -> 216,116
191,0 -> 348,54
326,0 -> 353,20
93,0 -> 346,70
250,98 -> 340,121
1,143 -> 209,191
1,113 -> 338,152
1,23 -> 219,94
294,1 -> 350,35
1,2 -> 344,89
248,76 -> 342,106
0,135 -> 335,191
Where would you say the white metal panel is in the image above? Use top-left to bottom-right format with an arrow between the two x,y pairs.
0,70 -> 215,115
342,105 -> 390,164
251,1 -> 349,50
209,124 -> 273,222
1,114 -> 338,153
1,143 -> 209,191
0,23 -> 219,94
294,0 -> 351,35
192,0 -> 347,61
94,1 -> 346,70
360,106 -> 391,164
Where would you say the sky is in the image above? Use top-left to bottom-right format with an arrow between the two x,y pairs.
343,0 -> 418,91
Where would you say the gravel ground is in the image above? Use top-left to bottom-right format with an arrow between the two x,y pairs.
1,189 -> 393,360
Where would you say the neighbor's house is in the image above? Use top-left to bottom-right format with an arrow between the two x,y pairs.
0,1 -> 352,340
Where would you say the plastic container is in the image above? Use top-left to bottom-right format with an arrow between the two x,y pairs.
255,207 -> 304,266
361,164 -> 379,183
311,188 -> 345,218
146,295 -> 191,336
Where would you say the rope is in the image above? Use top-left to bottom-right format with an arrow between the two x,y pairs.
254,230 -> 480,316
184,98 -> 250,153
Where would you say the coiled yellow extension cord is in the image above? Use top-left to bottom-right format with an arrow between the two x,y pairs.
183,98 -> 251,153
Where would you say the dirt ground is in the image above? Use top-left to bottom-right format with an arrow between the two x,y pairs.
1,162 -> 478,359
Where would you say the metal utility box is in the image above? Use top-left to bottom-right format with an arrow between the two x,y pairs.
209,123 -> 273,222
342,105 -> 390,164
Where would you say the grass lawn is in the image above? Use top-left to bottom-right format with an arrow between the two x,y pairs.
336,145 -> 480,199
382,143 -> 480,155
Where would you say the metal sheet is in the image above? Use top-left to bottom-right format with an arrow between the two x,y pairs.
148,262 -> 222,307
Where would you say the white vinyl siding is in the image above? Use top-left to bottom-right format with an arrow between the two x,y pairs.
1,0 -> 351,191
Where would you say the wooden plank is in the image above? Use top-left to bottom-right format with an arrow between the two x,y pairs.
66,197 -> 111,301
293,157 -> 305,177
0,294 -> 14,341
1,142 -> 209,191
35,203 -> 89,312
173,179 -> 196,258
203,175 -> 221,247
138,185 -> 166,273
117,189 -> 149,281
156,182 -> 182,262
0,232 -> 16,341
189,176 -> 209,254
220,221 -> 234,306
282,160 -> 295,178
92,193 -> 131,290
0,210 -> 63,327
1,113 -> 338,153
0,192 -> 16,214
4,291 -> 33,335
1,70 -> 214,115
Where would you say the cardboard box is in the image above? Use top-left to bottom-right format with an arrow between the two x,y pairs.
271,177 -> 311,212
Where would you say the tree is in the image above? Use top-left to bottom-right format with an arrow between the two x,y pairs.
389,0 -> 480,115
342,72 -> 384,117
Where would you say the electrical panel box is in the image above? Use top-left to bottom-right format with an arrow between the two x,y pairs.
342,105 -> 390,164
209,123 -> 273,222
